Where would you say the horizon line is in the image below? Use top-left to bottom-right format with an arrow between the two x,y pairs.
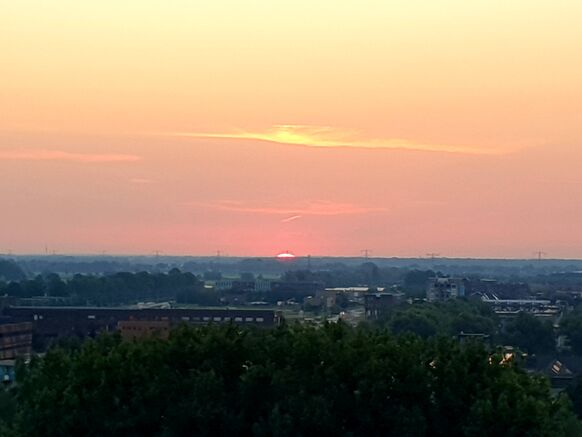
1,253 -> 578,262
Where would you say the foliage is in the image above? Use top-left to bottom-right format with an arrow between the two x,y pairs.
0,270 -> 210,306
0,259 -> 26,281
566,375 -> 582,419
561,311 -> 582,354
384,299 -> 498,339
500,312 -> 556,354
403,270 -> 435,298
283,264 -> 406,288
2,324 -> 577,436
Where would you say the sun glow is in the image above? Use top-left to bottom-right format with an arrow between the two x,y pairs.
276,252 -> 296,259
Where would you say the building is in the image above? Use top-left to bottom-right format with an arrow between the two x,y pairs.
3,306 -> 281,349
118,320 -> 171,341
0,360 -> 16,384
254,279 -> 272,292
426,277 -> 465,302
364,292 -> 402,320
458,332 -> 490,345
526,355 -> 582,391
270,281 -> 324,299
465,279 -> 531,300
0,321 -> 33,359
213,279 -> 272,292
480,296 -> 560,320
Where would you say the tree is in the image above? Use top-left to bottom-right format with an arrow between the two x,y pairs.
382,300 -> 499,340
502,312 -> 556,354
5,324 -> 576,436
389,309 -> 440,338
561,312 -> 582,354
45,273 -> 68,297
403,270 -> 434,298
0,260 -> 26,281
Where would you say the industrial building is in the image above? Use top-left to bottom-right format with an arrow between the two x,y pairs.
2,306 -> 281,350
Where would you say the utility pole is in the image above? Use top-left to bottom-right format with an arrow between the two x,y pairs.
426,253 -> 440,260
534,250 -> 547,261
361,249 -> 372,260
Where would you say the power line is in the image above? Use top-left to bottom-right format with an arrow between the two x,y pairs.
533,250 -> 547,261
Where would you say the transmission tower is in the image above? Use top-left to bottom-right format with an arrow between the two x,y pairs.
533,250 -> 547,261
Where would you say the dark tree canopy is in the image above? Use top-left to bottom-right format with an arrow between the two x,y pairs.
501,312 -> 556,354
561,311 -> 582,354
382,300 -> 499,340
2,324 -> 578,436
0,270 -> 210,306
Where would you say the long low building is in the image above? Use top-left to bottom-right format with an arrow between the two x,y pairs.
0,321 -> 33,359
3,306 -> 281,349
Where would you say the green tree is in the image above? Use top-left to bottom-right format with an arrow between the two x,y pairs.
403,270 -> 434,298
502,312 -> 556,354
561,312 -> 582,354
6,324 -> 576,436
0,260 -> 26,281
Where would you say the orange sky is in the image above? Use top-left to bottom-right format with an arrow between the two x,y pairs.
2,1 -> 582,257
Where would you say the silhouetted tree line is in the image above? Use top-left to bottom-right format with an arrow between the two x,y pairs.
0,323 -> 579,436
0,269 -> 212,306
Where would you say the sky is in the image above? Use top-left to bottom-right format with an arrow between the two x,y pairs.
1,1 -> 582,258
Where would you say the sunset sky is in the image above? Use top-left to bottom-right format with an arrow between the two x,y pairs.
2,1 -> 582,257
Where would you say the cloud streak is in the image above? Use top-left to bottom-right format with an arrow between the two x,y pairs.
0,149 -> 141,163
166,125 -> 505,155
186,200 -> 388,216
281,215 -> 303,223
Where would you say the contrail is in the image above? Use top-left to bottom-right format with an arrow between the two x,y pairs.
281,215 -> 302,223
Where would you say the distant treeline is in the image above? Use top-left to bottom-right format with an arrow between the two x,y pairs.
0,269 -> 214,306
7,254 -> 582,280
0,323 -> 579,436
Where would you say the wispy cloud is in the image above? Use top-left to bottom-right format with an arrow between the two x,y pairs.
281,215 -> 303,223
165,124 -> 504,155
0,149 -> 141,163
186,200 -> 388,216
